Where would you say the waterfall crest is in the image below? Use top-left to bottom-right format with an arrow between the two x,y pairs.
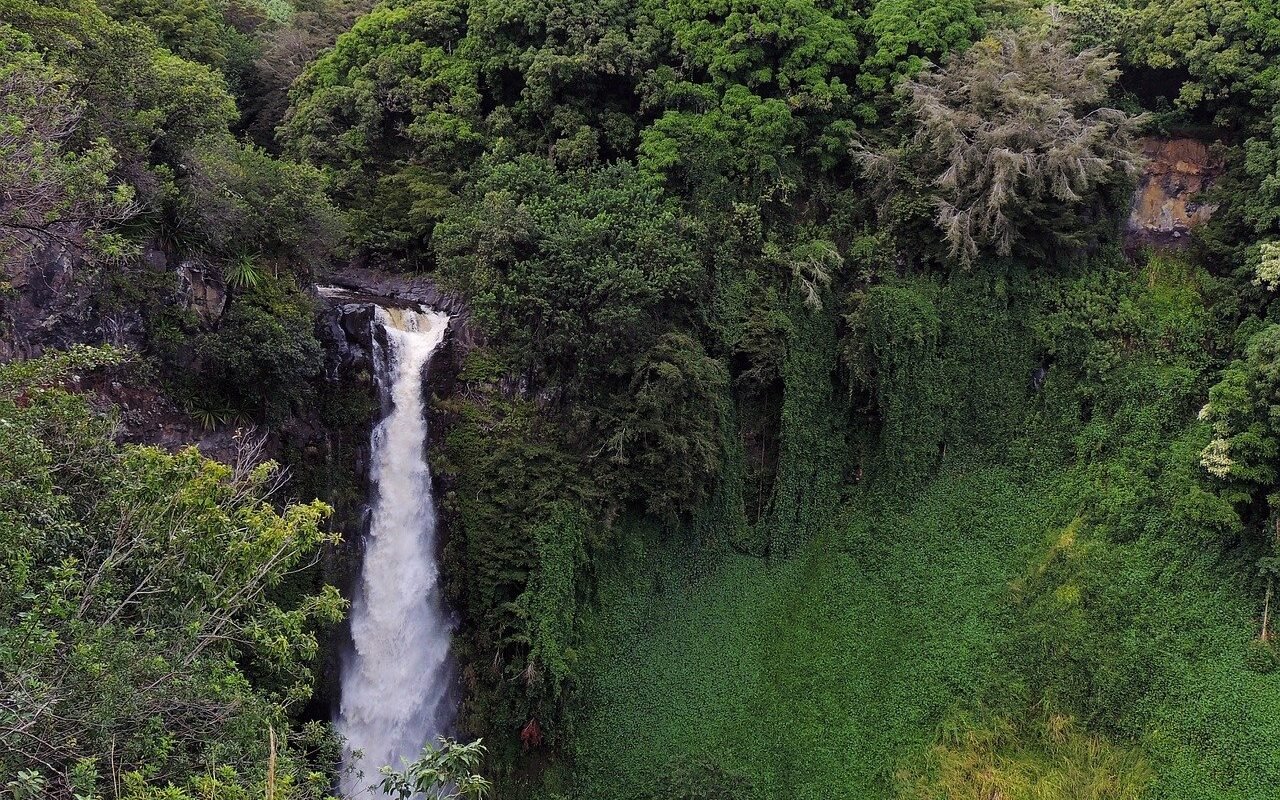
337,305 -> 456,795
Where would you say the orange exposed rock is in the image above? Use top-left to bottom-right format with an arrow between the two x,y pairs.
1125,138 -> 1222,247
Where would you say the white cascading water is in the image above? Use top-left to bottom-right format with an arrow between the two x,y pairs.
337,305 -> 455,797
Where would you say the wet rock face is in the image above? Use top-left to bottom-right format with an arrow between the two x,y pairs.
314,266 -> 478,378
316,300 -> 375,381
1126,138 -> 1222,246
321,265 -> 470,317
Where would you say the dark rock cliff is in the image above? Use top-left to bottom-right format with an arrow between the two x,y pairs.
1,241 -> 146,360
0,239 -> 251,459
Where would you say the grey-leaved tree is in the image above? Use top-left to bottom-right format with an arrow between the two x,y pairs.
859,23 -> 1144,265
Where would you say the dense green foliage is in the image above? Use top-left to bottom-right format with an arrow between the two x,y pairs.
10,0 -> 1280,796
435,158 -> 701,388
0,2 -> 371,796
0,348 -> 345,798
0,26 -> 133,256
276,0 -> 1280,794
376,737 -> 492,799
0,0 -> 353,424
562,255 -> 1280,800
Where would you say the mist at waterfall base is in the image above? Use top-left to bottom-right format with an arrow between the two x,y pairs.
337,306 -> 457,797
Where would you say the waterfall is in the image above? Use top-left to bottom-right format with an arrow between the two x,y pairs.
337,305 -> 456,796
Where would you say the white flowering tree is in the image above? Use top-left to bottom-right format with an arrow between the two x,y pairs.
1200,323 -> 1280,640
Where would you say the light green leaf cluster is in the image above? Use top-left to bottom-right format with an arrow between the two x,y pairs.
0,349 -> 345,798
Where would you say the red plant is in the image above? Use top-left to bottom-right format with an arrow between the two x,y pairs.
520,718 -> 544,751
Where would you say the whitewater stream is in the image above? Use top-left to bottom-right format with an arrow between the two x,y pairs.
336,304 -> 456,796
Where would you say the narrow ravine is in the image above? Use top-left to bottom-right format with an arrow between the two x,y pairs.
336,305 -> 455,795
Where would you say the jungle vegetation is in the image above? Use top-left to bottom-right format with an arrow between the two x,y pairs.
5,0 -> 1280,798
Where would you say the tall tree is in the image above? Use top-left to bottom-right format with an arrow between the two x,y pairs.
861,25 -> 1143,265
